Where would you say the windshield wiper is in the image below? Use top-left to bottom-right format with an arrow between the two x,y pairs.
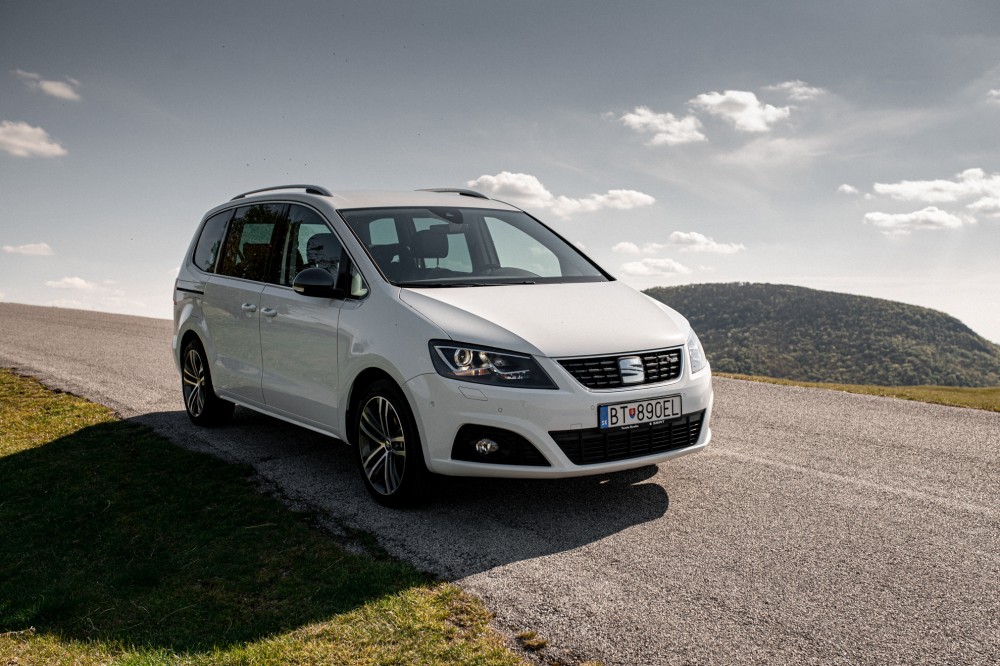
398,282 -> 491,288
399,280 -> 538,288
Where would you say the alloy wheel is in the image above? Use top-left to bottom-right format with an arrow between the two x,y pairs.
358,395 -> 407,495
182,347 -> 207,418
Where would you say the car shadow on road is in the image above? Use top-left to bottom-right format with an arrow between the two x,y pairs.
132,408 -> 673,580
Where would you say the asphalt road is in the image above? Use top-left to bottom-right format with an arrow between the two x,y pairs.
1,302 -> 998,665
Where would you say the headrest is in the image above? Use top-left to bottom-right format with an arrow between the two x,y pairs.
411,228 -> 448,259
306,233 -> 340,263
370,243 -> 404,265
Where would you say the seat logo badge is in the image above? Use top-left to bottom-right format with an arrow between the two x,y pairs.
618,356 -> 645,384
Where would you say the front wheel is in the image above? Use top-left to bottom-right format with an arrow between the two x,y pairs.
354,380 -> 429,507
181,339 -> 234,426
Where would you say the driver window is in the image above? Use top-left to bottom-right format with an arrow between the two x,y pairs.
279,205 -> 342,287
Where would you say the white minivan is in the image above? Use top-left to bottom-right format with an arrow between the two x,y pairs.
173,185 -> 713,506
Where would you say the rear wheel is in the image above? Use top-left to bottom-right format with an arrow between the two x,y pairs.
181,339 -> 234,426
354,379 -> 428,507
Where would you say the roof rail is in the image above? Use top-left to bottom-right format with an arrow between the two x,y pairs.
231,184 -> 332,200
417,187 -> 489,200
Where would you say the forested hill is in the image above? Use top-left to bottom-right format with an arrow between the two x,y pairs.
644,283 -> 1000,387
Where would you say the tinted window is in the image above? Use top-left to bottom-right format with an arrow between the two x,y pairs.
278,205 -> 343,287
193,210 -> 232,272
216,204 -> 285,282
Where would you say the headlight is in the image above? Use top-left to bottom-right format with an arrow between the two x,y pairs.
429,340 -> 557,389
687,329 -> 709,374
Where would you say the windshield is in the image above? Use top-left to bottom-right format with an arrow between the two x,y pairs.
340,207 -> 611,287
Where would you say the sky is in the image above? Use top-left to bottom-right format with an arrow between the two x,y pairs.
2,1 -> 999,343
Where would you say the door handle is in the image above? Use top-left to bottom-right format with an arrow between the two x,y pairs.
241,302 -> 257,313
260,307 -> 277,318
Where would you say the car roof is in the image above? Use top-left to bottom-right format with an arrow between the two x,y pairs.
329,190 -> 520,211
225,185 -> 522,213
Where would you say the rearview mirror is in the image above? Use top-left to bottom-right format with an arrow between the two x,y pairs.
292,268 -> 345,299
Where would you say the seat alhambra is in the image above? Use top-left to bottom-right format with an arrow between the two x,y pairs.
173,185 -> 713,506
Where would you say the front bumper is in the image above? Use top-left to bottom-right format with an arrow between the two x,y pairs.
404,360 -> 714,478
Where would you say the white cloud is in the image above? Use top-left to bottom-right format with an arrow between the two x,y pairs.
838,184 -> 860,195
620,106 -> 707,145
764,80 -> 827,101
611,241 -> 641,254
467,171 -> 655,218
864,168 -> 1000,233
46,298 -> 87,309
45,276 -> 96,290
667,231 -> 745,254
0,121 -> 67,158
689,90 -> 791,132
968,196 -> 1000,218
988,89 -> 1000,106
3,242 -> 54,256
872,168 -> 1000,203
715,136 -> 830,169
863,206 -> 975,236
43,278 -> 149,313
614,234 -> 744,256
14,70 -> 81,101
620,258 -> 691,277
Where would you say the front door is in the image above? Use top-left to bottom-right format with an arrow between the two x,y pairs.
259,205 -> 344,429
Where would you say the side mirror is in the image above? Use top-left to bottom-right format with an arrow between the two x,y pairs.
292,268 -> 345,299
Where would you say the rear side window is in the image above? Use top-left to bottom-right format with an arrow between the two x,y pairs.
216,204 -> 286,282
193,210 -> 232,272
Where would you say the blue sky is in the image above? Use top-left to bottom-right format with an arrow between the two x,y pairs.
2,1 -> 1000,343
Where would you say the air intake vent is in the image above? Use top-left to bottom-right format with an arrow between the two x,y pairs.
550,411 -> 704,465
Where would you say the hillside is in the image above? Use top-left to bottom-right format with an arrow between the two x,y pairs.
645,283 -> 1000,387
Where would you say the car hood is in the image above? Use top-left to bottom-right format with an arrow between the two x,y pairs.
398,281 -> 690,358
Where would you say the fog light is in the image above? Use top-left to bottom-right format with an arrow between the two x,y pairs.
475,438 -> 500,456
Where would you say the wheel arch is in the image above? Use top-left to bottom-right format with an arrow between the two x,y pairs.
179,329 -> 204,358
344,367 -> 399,448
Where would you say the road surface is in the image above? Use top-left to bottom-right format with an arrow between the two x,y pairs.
1,302 -> 997,665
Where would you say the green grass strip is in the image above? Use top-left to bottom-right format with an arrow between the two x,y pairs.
0,369 -> 523,665
717,372 -> 1000,412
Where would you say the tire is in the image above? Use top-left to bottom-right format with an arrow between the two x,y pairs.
181,339 -> 234,426
354,379 -> 429,507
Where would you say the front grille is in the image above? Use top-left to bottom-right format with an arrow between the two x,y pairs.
558,348 -> 683,389
550,410 -> 704,465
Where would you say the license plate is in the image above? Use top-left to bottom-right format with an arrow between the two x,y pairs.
599,395 -> 682,430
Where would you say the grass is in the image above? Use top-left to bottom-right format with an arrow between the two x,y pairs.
0,369 -> 525,665
717,372 -> 1000,412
